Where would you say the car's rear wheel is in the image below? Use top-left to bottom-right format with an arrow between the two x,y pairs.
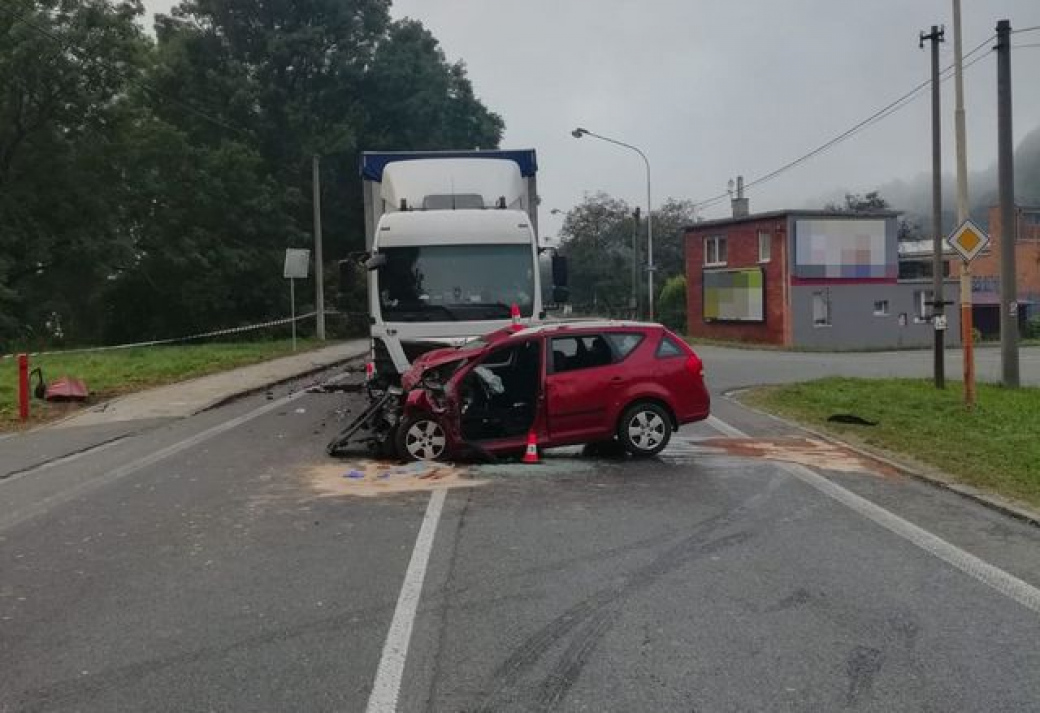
618,402 -> 672,457
396,413 -> 449,461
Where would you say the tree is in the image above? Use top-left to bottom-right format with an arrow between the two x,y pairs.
559,194 -> 700,317
558,193 -> 634,314
657,276 -> 686,332
824,190 -> 890,213
0,0 -> 152,347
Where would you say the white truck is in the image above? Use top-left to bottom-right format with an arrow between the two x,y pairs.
356,150 -> 567,386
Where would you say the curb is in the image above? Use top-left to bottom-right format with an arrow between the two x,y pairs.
722,386 -> 1040,529
201,350 -> 367,413
29,345 -> 368,431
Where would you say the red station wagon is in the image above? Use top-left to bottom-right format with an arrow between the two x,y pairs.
393,321 -> 710,461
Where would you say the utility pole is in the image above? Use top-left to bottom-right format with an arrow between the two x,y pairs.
996,19 -> 1020,387
632,207 -> 641,320
921,24 -> 946,389
312,154 -> 326,341
952,0 -> 974,407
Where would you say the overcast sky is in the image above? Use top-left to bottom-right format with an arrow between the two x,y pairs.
144,1 -> 1040,237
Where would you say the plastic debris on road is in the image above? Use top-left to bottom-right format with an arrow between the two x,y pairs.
309,459 -> 485,497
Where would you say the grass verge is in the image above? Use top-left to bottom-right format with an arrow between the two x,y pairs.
744,377 -> 1040,508
1,339 -> 321,430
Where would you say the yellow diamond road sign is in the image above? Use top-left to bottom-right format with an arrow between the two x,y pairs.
947,219 -> 990,263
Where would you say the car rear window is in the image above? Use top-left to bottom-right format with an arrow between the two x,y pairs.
605,332 -> 644,360
656,336 -> 685,358
550,335 -> 614,372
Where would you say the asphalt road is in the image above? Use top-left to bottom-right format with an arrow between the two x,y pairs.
2,350 -> 1040,712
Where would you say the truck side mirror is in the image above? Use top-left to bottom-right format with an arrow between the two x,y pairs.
551,254 -> 568,288
365,253 -> 387,271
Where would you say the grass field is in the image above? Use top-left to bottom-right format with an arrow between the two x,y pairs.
745,377 -> 1040,508
0,339 -> 320,430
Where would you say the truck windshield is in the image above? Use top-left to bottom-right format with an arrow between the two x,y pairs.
378,244 -> 535,322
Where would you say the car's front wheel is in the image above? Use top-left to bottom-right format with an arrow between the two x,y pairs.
618,402 -> 672,457
396,414 -> 449,461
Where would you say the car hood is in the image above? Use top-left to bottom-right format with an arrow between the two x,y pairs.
401,347 -> 475,390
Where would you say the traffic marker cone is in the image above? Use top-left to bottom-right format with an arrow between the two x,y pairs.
510,302 -> 522,331
522,429 -> 540,464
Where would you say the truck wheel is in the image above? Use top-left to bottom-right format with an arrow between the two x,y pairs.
396,414 -> 448,461
617,402 -> 672,457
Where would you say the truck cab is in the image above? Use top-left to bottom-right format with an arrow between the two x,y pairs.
357,150 -> 566,385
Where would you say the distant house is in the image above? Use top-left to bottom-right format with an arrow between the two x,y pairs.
684,208 -> 962,349
970,205 -> 1040,336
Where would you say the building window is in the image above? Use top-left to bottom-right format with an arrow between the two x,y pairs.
758,231 -> 771,263
873,300 -> 890,316
812,291 -> 831,327
912,289 -> 934,322
704,236 -> 727,266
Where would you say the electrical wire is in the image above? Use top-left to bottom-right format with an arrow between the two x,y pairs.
1010,25 -> 1040,35
692,34 -> 996,213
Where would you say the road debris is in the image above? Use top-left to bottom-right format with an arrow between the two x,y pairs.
308,459 -> 485,497
695,437 -> 897,476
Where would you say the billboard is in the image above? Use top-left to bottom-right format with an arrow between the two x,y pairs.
703,268 -> 764,322
794,219 -> 893,279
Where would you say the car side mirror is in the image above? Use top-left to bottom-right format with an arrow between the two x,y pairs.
365,252 -> 387,271
551,254 -> 568,287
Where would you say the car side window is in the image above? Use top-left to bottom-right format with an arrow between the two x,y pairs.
605,332 -> 644,360
656,336 -> 685,358
551,335 -> 614,373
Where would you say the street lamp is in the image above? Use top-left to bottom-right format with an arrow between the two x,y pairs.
571,127 -> 655,320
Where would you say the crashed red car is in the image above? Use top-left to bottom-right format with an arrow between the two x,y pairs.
391,321 -> 710,461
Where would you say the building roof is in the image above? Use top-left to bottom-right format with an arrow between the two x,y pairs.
683,209 -> 901,233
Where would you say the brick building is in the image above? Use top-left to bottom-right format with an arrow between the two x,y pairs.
970,205 -> 1040,334
684,209 -> 962,349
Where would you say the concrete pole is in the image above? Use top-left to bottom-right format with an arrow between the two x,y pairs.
923,24 -> 946,389
632,207 -> 641,320
952,0 -> 975,407
996,19 -> 1019,387
646,171 -> 655,322
312,154 -> 326,341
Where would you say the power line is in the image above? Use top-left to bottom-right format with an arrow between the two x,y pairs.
1010,25 -> 1040,35
692,34 -> 995,212
0,1 -> 252,139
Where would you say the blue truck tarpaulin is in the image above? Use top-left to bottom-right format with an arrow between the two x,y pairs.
360,150 -> 538,181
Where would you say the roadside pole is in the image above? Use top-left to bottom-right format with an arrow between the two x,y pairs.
952,0 -> 975,407
922,24 -> 946,389
18,353 -> 29,421
290,277 -> 297,351
312,155 -> 327,341
632,207 -> 641,320
996,19 -> 1019,387
284,248 -> 311,353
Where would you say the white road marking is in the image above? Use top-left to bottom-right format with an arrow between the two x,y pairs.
0,389 -> 307,533
366,489 -> 447,713
707,415 -> 1040,615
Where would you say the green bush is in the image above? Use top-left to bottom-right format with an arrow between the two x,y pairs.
657,276 -> 687,332
1025,316 -> 1040,340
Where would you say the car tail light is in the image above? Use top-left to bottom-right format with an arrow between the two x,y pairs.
365,361 -> 375,380
685,355 -> 704,379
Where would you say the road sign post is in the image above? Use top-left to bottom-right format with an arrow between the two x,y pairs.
946,219 -> 989,408
284,248 -> 311,352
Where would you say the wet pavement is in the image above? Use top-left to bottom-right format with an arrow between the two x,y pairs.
2,352 -> 1040,712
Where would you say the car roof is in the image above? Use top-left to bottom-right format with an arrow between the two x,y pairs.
510,319 -> 663,339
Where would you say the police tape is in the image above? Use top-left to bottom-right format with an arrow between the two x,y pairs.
1,311 -> 321,360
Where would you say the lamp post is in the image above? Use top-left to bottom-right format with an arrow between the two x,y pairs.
571,127 -> 655,320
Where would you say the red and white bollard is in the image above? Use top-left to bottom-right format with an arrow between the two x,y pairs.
17,353 -> 29,421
